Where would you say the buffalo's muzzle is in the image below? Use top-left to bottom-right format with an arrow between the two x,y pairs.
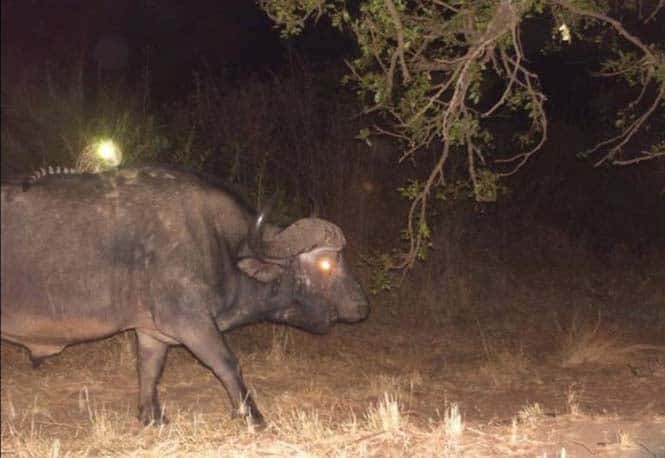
336,283 -> 369,323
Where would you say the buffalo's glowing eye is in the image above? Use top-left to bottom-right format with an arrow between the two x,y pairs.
318,258 -> 332,272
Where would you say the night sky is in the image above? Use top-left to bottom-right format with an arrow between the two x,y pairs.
2,0 -> 351,96
4,1 -> 662,111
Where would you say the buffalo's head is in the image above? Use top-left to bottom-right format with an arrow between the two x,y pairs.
237,209 -> 369,334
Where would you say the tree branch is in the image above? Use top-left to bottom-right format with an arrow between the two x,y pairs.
384,0 -> 411,84
593,82 -> 665,166
552,0 -> 656,62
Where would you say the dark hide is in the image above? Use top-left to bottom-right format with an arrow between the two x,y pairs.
1,166 -> 369,427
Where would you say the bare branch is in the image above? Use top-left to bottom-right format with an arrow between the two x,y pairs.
384,0 -> 411,84
547,0 -> 664,166
552,0 -> 656,62
431,0 -> 460,14
481,25 -> 522,118
493,33 -> 549,176
397,141 -> 451,269
644,0 -> 665,23
611,150 -> 665,165
406,74 -> 459,126
593,82 -> 665,166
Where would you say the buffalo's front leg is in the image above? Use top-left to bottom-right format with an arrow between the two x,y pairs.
30,356 -> 46,369
177,324 -> 265,428
136,331 -> 170,425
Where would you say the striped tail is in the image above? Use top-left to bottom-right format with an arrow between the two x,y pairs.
22,166 -> 80,191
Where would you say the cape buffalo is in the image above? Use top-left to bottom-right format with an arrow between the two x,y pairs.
1,165 -> 369,427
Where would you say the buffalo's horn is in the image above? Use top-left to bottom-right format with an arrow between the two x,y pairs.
261,218 -> 346,258
249,194 -> 279,258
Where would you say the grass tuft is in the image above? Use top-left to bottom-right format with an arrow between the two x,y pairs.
518,402 -> 544,425
366,393 -> 402,433
558,311 -> 665,367
443,402 -> 464,440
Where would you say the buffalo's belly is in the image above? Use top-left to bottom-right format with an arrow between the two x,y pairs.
1,267 -> 143,346
1,308 -> 132,343
1,205 -> 152,349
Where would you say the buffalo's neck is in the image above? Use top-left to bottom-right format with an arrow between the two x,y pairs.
215,274 -> 288,331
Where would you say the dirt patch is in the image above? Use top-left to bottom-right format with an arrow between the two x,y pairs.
2,318 -> 664,456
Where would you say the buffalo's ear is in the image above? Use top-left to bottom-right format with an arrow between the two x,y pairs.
237,258 -> 285,282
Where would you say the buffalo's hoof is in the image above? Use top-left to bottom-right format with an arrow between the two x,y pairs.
232,406 -> 266,431
246,412 -> 266,431
138,406 -> 169,426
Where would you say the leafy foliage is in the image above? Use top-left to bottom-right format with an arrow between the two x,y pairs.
261,0 -> 665,266
360,252 -> 395,295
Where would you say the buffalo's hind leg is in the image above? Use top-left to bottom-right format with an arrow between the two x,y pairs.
136,331 -> 170,425
178,325 -> 265,429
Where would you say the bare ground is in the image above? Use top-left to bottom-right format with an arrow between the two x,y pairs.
2,310 -> 664,457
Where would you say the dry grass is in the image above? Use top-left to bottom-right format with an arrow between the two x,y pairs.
477,324 -> 531,386
266,326 -> 295,363
517,402 -> 545,426
565,387 -> 582,417
365,393 -> 402,433
0,394 -> 573,457
3,327 -> 664,457
478,348 -> 531,386
557,311 -> 665,367
6,356 -> 660,458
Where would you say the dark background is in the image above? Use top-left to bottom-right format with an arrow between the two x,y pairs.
2,0 -> 664,325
